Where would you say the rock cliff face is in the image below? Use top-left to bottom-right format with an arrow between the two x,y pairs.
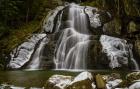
81,0 -> 140,65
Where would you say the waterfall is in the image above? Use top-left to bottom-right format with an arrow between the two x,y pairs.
8,3 -> 140,70
43,6 -> 64,33
26,37 -> 48,70
8,34 -> 46,69
129,44 -> 139,70
54,4 -> 91,69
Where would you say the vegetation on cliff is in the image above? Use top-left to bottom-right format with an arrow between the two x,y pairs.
0,0 -> 140,70
0,0 -> 63,69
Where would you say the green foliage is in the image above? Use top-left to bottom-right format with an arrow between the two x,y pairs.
0,0 -> 22,26
0,0 -> 62,69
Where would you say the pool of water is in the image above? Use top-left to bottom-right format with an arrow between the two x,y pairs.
0,70 -> 79,88
0,70 -> 134,88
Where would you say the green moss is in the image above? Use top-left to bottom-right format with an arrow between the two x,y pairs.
0,20 -> 42,69
81,1 -> 97,7
0,20 -> 41,54
95,74 -> 106,89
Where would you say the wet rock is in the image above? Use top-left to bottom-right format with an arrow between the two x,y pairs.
102,73 -> 122,89
85,6 -> 112,30
88,40 -> 109,69
95,74 -> 106,89
103,18 -> 122,35
67,72 -> 95,89
45,72 -> 96,89
44,75 -> 73,89
126,72 -> 140,83
85,6 -> 101,29
100,35 -> 131,69
129,81 -> 140,89
106,79 -> 122,89
134,40 -> 140,60
8,34 -> 46,69
43,6 -> 64,33
103,73 -> 121,82
128,21 -> 137,33
96,10 -> 112,24
40,34 -> 56,69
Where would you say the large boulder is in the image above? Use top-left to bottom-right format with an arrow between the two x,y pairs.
100,35 -> 131,69
45,72 -> 96,89
44,75 -> 73,89
85,6 -> 112,34
95,74 -> 106,89
67,72 -> 95,89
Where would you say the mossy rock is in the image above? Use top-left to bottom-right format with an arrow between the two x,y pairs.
67,79 -> 94,89
103,18 -> 122,36
118,80 -> 129,88
95,74 -> 106,89
123,0 -> 140,17
126,72 -> 140,84
128,21 -> 140,33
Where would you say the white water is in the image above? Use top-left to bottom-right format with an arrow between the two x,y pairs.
129,44 -> 139,70
8,3 -> 140,70
54,4 -> 91,69
43,6 -> 64,33
100,35 -> 139,70
26,37 -> 48,69
8,34 -> 46,69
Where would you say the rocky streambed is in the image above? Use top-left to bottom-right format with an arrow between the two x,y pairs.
44,71 -> 140,89
1,71 -> 140,89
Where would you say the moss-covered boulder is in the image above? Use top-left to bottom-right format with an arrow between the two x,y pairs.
128,21 -> 140,33
95,74 -> 106,89
103,18 -> 122,36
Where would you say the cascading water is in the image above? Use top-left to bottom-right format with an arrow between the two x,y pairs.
26,37 -> 48,69
8,34 -> 46,69
8,3 -> 139,70
100,35 -> 139,70
54,4 -> 91,69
